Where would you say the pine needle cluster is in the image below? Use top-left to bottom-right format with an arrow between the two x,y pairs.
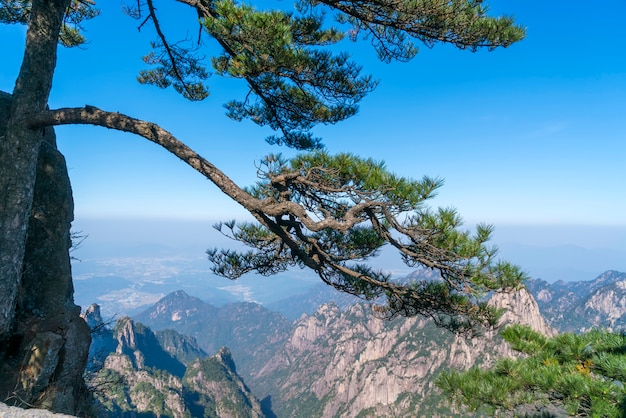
437,325 -> 626,416
208,151 -> 526,334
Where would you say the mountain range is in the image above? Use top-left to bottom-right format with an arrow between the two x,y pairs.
84,270 -> 626,417
526,270 -> 626,332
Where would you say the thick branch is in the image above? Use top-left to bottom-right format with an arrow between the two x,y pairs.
26,106 -> 372,232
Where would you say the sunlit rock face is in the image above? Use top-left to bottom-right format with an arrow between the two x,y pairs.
0,402 -> 79,417
490,286 -> 557,337
90,316 -> 264,417
248,286 -> 552,417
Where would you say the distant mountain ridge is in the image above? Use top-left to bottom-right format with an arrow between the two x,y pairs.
134,290 -> 293,380
526,270 -> 626,332
123,284 -> 553,417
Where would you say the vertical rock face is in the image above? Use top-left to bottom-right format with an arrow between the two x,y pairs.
526,270 -> 626,332
0,92 -> 91,415
490,287 -> 557,337
82,304 -> 116,372
82,303 -> 104,329
183,347 -> 265,418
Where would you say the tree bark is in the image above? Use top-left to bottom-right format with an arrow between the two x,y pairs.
27,106 -> 377,233
0,0 -> 70,336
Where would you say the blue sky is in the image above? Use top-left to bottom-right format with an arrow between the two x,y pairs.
2,1 -> 626,280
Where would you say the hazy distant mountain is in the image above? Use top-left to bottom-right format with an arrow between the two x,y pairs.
71,218 -> 626,322
134,290 -> 293,379
266,283 -> 362,320
527,270 -> 626,332
497,242 -> 626,282
72,256 -> 317,318
266,268 -> 459,320
134,290 -> 219,335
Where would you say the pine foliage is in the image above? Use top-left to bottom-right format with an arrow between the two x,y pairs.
2,0 -> 527,333
437,324 -> 626,416
117,0 -> 523,147
1,0 -> 99,46
208,152 -> 526,334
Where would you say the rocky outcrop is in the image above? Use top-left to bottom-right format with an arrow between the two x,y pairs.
490,287 -> 557,337
114,317 -> 187,377
254,304 -> 460,416
0,402 -> 77,417
89,316 -> 264,417
155,328 -> 208,366
183,347 -> 265,418
526,270 -> 626,332
0,92 -> 91,415
82,304 -> 116,372
248,286 -> 552,417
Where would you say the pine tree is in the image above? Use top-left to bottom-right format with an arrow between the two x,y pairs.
437,325 -> 626,417
1,1 -> 525,412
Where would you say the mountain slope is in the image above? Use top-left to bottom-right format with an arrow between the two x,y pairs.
134,290 -> 293,378
247,287 -> 552,417
184,347 -> 265,418
526,270 -> 626,331
87,316 -> 264,417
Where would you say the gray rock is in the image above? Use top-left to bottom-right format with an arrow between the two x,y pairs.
0,402 -> 76,417
0,92 -> 91,415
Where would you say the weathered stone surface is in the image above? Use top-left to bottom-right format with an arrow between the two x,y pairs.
81,304 -> 116,372
0,402 -> 77,417
90,318 -> 264,417
526,270 -> 626,332
0,92 -> 91,415
18,332 -> 64,402
184,347 -> 265,418
249,287 -> 553,417
490,286 -> 557,337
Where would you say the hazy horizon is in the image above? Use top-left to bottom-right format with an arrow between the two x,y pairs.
72,217 -> 626,284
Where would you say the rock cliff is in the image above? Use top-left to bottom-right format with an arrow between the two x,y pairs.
248,286 -> 552,417
0,91 -> 91,415
183,347 -> 265,418
527,270 -> 626,332
489,286 -> 556,337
